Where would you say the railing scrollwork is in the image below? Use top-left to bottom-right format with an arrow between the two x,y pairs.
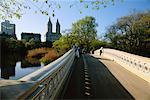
94,48 -> 150,83
18,49 -> 75,100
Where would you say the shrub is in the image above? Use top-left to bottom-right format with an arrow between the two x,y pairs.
40,49 -> 58,65
27,47 -> 51,58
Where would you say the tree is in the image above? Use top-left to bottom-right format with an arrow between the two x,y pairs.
0,0 -> 121,19
71,16 -> 98,52
0,35 -> 27,56
53,35 -> 72,56
90,39 -> 109,51
53,16 -> 100,54
105,11 -> 150,56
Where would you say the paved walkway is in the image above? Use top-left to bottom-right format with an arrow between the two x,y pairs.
95,54 -> 150,100
59,54 -> 134,99
0,80 -> 35,99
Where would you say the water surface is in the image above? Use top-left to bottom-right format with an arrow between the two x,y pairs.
0,61 -> 44,80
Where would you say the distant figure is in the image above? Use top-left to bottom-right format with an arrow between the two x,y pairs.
82,48 -> 86,54
72,44 -> 76,49
76,47 -> 80,58
74,44 -> 80,58
100,47 -> 103,56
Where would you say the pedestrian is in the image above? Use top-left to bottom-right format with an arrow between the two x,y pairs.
100,47 -> 103,56
74,44 -> 80,58
76,47 -> 80,58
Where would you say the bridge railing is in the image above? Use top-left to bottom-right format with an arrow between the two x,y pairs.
94,48 -> 150,83
19,49 -> 75,99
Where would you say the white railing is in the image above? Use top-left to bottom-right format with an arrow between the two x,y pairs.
18,49 -> 75,99
94,48 -> 150,83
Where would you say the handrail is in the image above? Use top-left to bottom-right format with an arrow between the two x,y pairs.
18,49 -> 75,99
94,48 -> 150,83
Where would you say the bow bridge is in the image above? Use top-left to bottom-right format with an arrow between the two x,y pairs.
1,48 -> 150,100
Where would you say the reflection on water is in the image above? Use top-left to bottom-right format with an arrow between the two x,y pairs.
0,54 -> 44,80
1,64 -> 15,79
0,61 -> 44,80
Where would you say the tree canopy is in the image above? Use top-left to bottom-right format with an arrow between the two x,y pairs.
105,11 -> 150,56
71,16 -> 97,51
53,16 -> 107,54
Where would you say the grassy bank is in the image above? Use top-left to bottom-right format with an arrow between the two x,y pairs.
26,47 -> 59,65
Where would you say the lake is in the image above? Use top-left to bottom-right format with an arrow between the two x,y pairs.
0,53 -> 45,80
0,61 -> 44,80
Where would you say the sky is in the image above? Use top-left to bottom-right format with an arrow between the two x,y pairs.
1,0 -> 150,41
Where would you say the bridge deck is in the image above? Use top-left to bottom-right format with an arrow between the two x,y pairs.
98,54 -> 150,100
59,54 -> 134,99
0,80 -> 35,99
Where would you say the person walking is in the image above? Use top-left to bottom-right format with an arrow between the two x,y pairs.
76,47 -> 80,58
100,47 -> 103,56
74,44 -> 80,58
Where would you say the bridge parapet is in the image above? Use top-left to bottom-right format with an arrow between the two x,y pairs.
17,49 -> 75,99
94,48 -> 150,83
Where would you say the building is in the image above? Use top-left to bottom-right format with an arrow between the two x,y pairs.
46,18 -> 61,42
1,20 -> 16,38
21,32 -> 41,42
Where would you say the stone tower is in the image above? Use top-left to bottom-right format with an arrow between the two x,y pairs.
48,17 -> 52,34
56,19 -> 60,34
46,17 -> 52,42
46,17 -> 61,42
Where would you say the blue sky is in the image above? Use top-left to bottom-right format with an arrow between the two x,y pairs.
1,0 -> 150,41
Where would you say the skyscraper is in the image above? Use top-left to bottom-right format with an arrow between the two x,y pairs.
1,20 -> 16,38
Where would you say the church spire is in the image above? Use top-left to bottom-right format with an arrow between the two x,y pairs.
56,19 -> 59,23
56,19 -> 60,34
48,17 -> 52,24
48,17 -> 52,33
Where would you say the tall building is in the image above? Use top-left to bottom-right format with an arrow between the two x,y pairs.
56,19 -> 60,34
21,32 -> 41,42
1,20 -> 16,38
46,18 -> 61,42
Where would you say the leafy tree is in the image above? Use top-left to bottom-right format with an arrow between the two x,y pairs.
105,11 -> 150,56
0,35 -> 27,56
90,39 -> 109,51
71,16 -> 97,52
53,35 -> 72,56
53,16 -> 103,54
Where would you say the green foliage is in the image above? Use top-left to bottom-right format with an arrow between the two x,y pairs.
0,0 -> 120,19
0,35 -> 26,55
105,11 -> 150,57
90,39 -> 109,51
0,0 -> 27,19
53,16 -> 101,54
0,34 -> 58,66
0,34 -> 53,58
71,16 -> 97,52
24,39 -> 52,50
53,35 -> 72,56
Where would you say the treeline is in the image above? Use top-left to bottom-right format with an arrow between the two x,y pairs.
104,11 -> 150,57
0,33 -> 55,66
1,10 -> 149,61
53,16 -> 108,55
0,33 -> 52,56
53,11 -> 150,57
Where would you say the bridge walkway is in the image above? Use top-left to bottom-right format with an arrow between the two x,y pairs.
59,54 -> 134,99
97,54 -> 150,100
